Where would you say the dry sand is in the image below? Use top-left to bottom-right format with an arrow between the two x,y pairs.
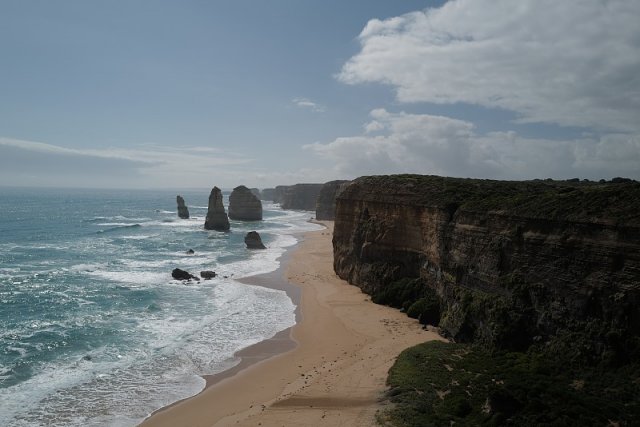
141,221 -> 444,427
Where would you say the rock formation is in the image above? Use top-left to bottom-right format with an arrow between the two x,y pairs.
172,268 -> 197,281
260,188 -> 276,201
176,195 -> 190,219
228,185 -> 263,221
315,180 -> 350,220
333,175 -> 640,363
244,231 -> 266,249
280,183 -> 323,211
204,186 -> 230,231
250,188 -> 261,199
200,270 -> 216,279
273,185 -> 289,204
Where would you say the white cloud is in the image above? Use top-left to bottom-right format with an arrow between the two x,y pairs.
338,0 -> 640,132
0,137 -> 253,188
292,97 -> 326,113
305,110 -> 640,180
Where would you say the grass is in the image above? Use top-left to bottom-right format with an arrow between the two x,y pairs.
379,341 -> 640,427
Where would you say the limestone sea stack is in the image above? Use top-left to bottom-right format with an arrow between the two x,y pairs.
228,185 -> 263,221
244,231 -> 266,249
204,186 -> 230,231
176,195 -> 190,219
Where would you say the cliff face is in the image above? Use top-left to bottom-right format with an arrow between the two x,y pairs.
315,180 -> 350,221
204,186 -> 230,231
333,175 -> 640,363
228,185 -> 263,221
176,195 -> 190,219
281,183 -> 323,211
260,188 -> 275,201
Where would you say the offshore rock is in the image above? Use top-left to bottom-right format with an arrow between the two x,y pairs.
281,183 -> 323,211
333,174 -> 640,363
204,186 -> 230,231
244,231 -> 266,249
315,180 -> 350,220
229,185 -> 263,221
200,270 -> 217,279
172,268 -> 197,281
176,195 -> 190,219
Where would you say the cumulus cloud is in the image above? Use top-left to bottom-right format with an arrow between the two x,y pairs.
305,110 -> 640,180
292,97 -> 326,113
338,0 -> 640,132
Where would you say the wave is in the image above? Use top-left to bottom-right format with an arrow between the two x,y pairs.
96,224 -> 142,234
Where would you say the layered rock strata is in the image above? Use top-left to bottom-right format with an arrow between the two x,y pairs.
176,195 -> 190,219
333,175 -> 640,363
281,183 -> 323,211
204,186 -> 230,231
228,185 -> 263,221
315,180 -> 350,220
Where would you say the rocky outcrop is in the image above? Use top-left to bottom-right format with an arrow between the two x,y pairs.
281,184 -> 323,211
316,180 -> 350,220
204,186 -> 230,231
333,175 -> 640,364
244,231 -> 266,249
261,188 -> 276,201
200,270 -> 216,279
172,268 -> 197,281
273,186 -> 290,204
176,195 -> 190,219
250,188 -> 261,199
229,185 -> 263,221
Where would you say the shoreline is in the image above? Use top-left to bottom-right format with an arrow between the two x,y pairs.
142,221 -> 444,427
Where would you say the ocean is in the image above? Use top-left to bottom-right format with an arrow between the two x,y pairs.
0,187 -> 321,426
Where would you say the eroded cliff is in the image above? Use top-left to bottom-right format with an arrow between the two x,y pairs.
281,183 -> 323,211
333,175 -> 640,363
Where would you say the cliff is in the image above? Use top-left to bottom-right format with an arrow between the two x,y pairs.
281,183 -> 323,211
176,195 -> 189,219
333,175 -> 640,364
204,186 -> 230,231
260,188 -> 276,201
315,180 -> 350,220
228,185 -> 263,221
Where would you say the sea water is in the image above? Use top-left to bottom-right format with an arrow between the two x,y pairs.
0,187 -> 322,426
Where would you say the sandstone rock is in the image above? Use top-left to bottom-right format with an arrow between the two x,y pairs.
244,231 -> 266,249
280,183 -> 323,210
315,180 -> 350,220
333,174 -> 640,361
229,185 -> 263,221
204,186 -> 230,231
200,270 -> 217,279
172,268 -> 197,281
176,195 -> 190,219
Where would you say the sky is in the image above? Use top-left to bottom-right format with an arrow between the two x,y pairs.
1,0 -> 638,189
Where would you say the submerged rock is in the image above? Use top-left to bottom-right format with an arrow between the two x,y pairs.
186,249 -> 195,255
204,186 -> 230,231
172,268 -> 197,281
229,185 -> 263,221
244,231 -> 266,249
176,195 -> 190,219
200,270 -> 217,279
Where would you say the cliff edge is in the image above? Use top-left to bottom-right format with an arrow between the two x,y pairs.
333,175 -> 640,364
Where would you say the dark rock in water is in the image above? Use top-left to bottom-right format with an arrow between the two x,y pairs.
316,180 -> 350,220
83,355 -> 92,361
177,195 -> 190,219
200,270 -> 217,279
186,249 -> 195,255
204,186 -> 230,231
281,183 -> 323,210
172,268 -> 197,281
244,231 -> 266,249
229,185 -> 263,221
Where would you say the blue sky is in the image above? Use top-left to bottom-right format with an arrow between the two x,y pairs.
1,0 -> 638,189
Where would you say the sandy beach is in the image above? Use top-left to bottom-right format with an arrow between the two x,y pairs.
141,221 -> 444,427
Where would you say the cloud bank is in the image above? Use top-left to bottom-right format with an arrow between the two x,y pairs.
306,109 -> 640,180
338,0 -> 640,132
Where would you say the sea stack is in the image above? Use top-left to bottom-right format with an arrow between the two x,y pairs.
204,187 -> 230,231
244,231 -> 266,249
228,185 -> 263,221
176,195 -> 190,219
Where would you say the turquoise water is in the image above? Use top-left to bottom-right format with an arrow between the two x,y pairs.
0,187 -> 321,426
